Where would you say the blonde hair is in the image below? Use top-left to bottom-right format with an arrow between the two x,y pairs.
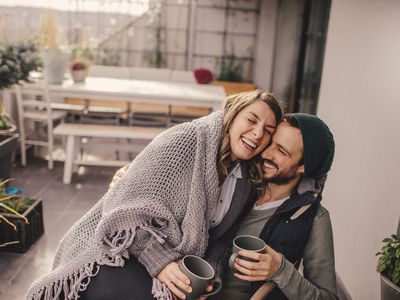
217,89 -> 283,185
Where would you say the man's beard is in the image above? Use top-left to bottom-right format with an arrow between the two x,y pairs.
267,173 -> 298,185
263,159 -> 298,185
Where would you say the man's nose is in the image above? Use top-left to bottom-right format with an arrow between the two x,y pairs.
261,146 -> 273,159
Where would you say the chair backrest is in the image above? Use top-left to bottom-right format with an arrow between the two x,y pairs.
88,65 -> 131,79
170,70 -> 196,83
130,67 -> 172,81
15,84 -> 53,122
15,84 -> 52,111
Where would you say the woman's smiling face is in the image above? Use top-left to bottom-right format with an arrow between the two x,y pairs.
229,100 -> 277,162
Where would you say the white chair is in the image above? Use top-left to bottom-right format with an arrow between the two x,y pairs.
15,84 -> 66,170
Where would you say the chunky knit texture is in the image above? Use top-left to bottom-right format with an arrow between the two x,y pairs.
26,112 -> 223,300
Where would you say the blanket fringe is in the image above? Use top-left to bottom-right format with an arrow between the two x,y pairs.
31,261 -> 100,300
141,223 -> 167,244
31,225 -> 170,299
152,278 -> 174,300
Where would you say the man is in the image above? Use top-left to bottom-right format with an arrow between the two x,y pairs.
207,113 -> 337,300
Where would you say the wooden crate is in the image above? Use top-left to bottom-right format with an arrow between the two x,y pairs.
0,198 -> 44,253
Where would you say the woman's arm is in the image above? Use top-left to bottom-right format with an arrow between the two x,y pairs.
109,163 -> 130,189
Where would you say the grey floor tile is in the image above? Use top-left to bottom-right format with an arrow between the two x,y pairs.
1,156 -> 120,298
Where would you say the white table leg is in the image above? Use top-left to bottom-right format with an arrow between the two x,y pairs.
63,135 -> 76,184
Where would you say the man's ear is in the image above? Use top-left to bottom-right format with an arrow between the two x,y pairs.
297,164 -> 305,175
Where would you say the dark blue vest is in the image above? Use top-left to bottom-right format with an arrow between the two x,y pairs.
252,192 -> 320,300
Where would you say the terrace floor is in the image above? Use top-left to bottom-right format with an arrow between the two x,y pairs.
0,157 -> 117,299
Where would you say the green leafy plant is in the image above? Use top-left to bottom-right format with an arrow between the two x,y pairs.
217,54 -> 243,82
0,40 -> 42,90
376,234 -> 400,286
71,44 -> 94,62
0,40 -> 42,130
0,178 -> 30,248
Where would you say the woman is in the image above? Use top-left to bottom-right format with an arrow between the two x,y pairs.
27,90 -> 282,300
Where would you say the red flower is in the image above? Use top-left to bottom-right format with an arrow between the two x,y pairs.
71,62 -> 86,71
194,68 -> 213,84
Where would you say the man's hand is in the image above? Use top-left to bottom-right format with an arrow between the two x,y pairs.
157,261 -> 192,299
198,285 -> 213,300
109,163 -> 130,189
233,245 -> 282,282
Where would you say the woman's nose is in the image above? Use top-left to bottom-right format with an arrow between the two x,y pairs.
253,124 -> 263,138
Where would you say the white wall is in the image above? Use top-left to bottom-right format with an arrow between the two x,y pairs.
253,0 -> 277,91
317,0 -> 400,298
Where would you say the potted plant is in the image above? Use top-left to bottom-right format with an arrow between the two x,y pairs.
38,14 -> 69,84
70,58 -> 90,83
0,179 -> 44,252
376,228 -> 400,300
214,53 -> 257,95
0,40 -> 42,179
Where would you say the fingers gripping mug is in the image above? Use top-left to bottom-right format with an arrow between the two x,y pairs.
228,235 -> 266,270
179,255 -> 222,300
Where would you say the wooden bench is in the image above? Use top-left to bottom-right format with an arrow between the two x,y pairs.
54,123 -> 165,184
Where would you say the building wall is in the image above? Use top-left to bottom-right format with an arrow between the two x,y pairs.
317,0 -> 400,298
254,0 -> 303,110
253,0 -> 276,92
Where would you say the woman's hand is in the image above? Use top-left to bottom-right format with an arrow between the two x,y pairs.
157,261 -> 192,299
109,163 -> 130,189
233,245 -> 282,282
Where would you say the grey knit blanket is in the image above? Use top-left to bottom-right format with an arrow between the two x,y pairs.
27,112 -> 223,300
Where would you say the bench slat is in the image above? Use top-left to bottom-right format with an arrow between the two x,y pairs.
54,123 -> 165,139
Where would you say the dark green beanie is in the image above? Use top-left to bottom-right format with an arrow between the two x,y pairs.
290,113 -> 335,178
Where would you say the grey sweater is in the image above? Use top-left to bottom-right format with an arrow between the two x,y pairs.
27,112 -> 224,300
218,205 -> 337,300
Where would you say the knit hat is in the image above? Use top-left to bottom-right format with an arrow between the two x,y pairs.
290,113 -> 335,178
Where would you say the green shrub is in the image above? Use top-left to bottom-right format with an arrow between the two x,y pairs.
376,234 -> 400,286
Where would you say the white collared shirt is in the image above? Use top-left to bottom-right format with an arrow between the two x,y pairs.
209,163 -> 242,228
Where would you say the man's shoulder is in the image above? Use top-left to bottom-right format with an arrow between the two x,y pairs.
313,204 -> 331,223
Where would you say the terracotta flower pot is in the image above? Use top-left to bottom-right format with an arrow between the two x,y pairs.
71,69 -> 88,83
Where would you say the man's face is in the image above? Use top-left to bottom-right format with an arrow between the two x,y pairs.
261,121 -> 305,185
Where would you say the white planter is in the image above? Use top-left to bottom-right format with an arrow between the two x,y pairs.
71,69 -> 88,83
41,51 -> 69,84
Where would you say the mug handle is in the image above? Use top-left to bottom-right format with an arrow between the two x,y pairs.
228,252 -> 238,270
199,276 -> 222,297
